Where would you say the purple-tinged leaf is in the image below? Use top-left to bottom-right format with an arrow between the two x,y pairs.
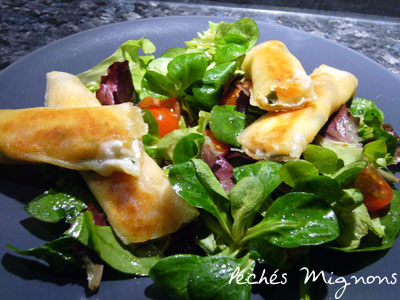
212,155 -> 235,194
325,105 -> 361,143
96,61 -> 134,105
222,74 -> 241,97
201,140 -> 236,193
201,143 -> 219,169
87,203 -> 107,226
235,90 -> 250,114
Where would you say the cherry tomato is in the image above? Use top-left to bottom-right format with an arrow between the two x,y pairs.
147,107 -> 180,137
353,167 -> 393,212
138,97 -> 180,137
205,129 -> 230,156
138,97 -> 181,115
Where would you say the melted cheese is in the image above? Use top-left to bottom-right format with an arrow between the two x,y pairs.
89,139 -> 142,177
0,103 -> 146,176
241,40 -> 317,111
45,71 -> 198,243
237,64 -> 358,161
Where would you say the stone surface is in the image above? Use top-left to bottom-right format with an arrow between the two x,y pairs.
157,0 -> 400,18
1,0 -> 399,76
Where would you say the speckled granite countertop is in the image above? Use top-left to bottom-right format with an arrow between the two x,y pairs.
1,0 -> 400,77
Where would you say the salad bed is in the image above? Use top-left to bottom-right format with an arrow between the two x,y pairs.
5,18 -> 400,299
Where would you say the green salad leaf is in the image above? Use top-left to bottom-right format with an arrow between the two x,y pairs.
249,238 -> 306,270
318,138 -> 363,166
332,160 -> 368,187
25,189 -> 87,223
192,61 -> 237,110
168,160 -> 231,234
173,133 -> 205,164
348,97 -> 398,166
303,144 -> 340,174
24,170 -> 94,223
373,128 -> 398,156
142,18 -> 259,120
157,128 -> 203,163
78,38 -> 156,94
233,160 -> 282,201
142,70 -> 178,99
230,177 -> 265,242
375,190 -> 400,249
142,110 -> 209,165
349,98 -> 384,125
65,211 -> 159,275
167,53 -> 208,90
331,190 -> 400,252
150,254 -> 255,300
363,140 -> 388,166
6,237 -> 80,273
192,159 -> 229,200
209,105 -> 247,147
293,176 -> 344,204
149,254 -> 202,300
187,255 -> 254,300
333,200 -> 382,250
185,18 -> 258,61
243,192 -> 340,248
279,160 -> 319,187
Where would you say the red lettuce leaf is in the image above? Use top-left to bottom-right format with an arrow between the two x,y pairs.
86,203 -> 107,226
201,144 -> 235,194
235,90 -> 250,114
96,60 -> 134,105
212,155 -> 235,194
201,143 -> 219,169
324,105 -> 361,143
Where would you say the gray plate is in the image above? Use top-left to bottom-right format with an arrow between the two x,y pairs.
1,16 -> 400,300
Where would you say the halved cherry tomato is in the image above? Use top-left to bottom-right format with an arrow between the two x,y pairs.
353,167 -> 393,212
138,97 -> 181,115
205,129 -> 230,156
148,107 -> 180,137
138,97 -> 180,137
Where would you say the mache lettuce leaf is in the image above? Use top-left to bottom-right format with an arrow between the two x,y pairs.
143,110 -> 210,165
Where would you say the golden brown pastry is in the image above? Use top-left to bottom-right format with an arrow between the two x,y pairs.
81,154 -> 198,243
0,103 -> 146,177
241,40 -> 317,111
237,64 -> 358,161
45,71 -> 198,243
45,71 -> 100,108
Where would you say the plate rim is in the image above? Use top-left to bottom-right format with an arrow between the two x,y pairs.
1,15 -> 400,300
1,15 -> 398,83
